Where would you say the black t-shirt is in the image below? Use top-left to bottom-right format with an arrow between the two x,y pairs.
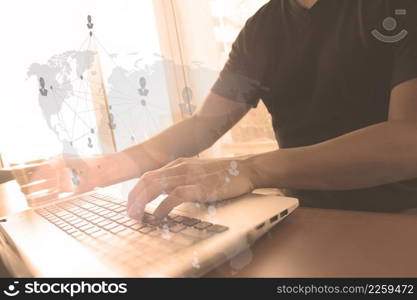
211,0 -> 417,212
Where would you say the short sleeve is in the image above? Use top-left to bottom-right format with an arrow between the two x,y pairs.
211,5 -> 271,107
391,2 -> 417,88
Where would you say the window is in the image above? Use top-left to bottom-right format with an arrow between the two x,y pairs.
158,0 -> 277,157
0,0 -> 275,166
0,0 -> 170,163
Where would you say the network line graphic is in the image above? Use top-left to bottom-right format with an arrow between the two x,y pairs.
28,15 -> 176,155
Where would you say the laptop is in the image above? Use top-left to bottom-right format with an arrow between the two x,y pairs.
0,187 -> 298,277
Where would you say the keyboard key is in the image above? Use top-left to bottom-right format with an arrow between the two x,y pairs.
68,208 -> 84,214
113,206 -> 126,213
110,214 -> 125,222
90,217 -> 106,224
73,233 -> 89,241
169,223 -> 186,233
181,227 -> 213,240
207,224 -> 228,233
173,216 -> 186,223
90,230 -> 107,238
101,212 -> 117,218
97,210 -> 113,216
124,219 -> 139,227
63,216 -> 78,223
55,220 -> 67,227
63,226 -> 76,233
117,228 -> 136,237
76,220 -> 89,227
97,220 -> 112,227
67,218 -> 85,226
84,226 -> 101,235
180,217 -> 200,226
71,231 -> 83,238
116,216 -> 132,224
85,214 -> 101,222
76,210 -> 92,217
107,204 -> 121,210
79,224 -> 94,231
80,203 -> 95,209
131,224 -> 144,230
90,207 -> 106,214
110,225 -> 126,234
60,224 -> 73,231
55,211 -> 70,218
97,232 -> 114,242
138,226 -> 156,234
194,221 -> 212,230
103,222 -> 119,230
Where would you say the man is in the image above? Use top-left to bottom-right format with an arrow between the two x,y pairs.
17,0 -> 417,219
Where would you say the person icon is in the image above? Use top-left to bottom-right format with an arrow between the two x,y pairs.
88,137 -> 93,148
87,15 -> 94,29
87,15 -> 94,36
39,77 -> 48,96
182,86 -> 193,105
71,169 -> 80,186
179,86 -> 196,115
138,77 -> 149,97
109,113 -> 116,130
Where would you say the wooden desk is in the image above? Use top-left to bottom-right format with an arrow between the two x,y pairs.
209,207 -> 417,277
1,181 -> 417,277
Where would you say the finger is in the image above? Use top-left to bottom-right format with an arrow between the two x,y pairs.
20,179 -> 57,195
26,190 -> 61,207
128,172 -> 206,210
22,158 -> 48,165
12,162 -> 55,185
9,158 -> 47,167
153,184 -> 206,218
127,174 -> 189,217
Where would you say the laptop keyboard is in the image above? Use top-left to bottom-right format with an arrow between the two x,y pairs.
35,193 -> 228,273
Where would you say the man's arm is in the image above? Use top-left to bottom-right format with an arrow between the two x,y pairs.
247,78 -> 417,190
121,92 -> 250,178
11,92 -> 250,200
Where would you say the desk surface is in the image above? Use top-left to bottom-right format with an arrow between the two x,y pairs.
1,181 -> 417,277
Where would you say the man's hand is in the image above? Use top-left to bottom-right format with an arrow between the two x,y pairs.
12,153 -> 139,206
127,157 -> 256,219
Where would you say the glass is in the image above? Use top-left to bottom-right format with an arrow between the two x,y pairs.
0,0 -> 171,163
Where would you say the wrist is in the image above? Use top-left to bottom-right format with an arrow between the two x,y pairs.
99,152 -> 141,186
243,150 -> 289,189
242,154 -> 264,189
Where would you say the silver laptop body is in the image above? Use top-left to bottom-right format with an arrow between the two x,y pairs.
0,188 -> 298,277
